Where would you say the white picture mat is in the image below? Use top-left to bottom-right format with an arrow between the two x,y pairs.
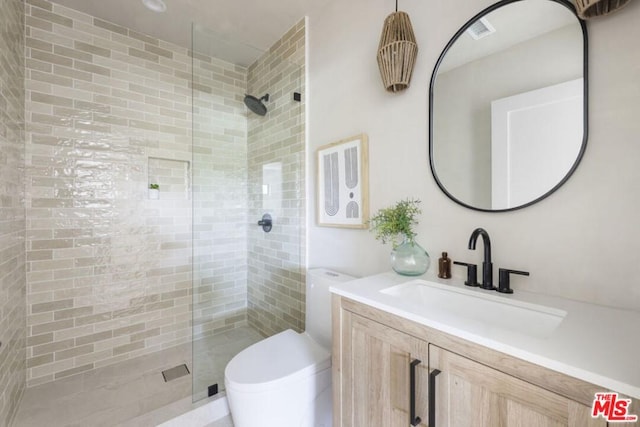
316,135 -> 369,228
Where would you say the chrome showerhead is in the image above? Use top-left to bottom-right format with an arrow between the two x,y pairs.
243,93 -> 269,116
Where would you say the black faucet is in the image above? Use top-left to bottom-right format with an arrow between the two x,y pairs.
468,228 -> 495,290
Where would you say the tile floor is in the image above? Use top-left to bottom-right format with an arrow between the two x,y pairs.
12,344 -> 191,427
192,326 -> 264,400
12,326 -> 262,426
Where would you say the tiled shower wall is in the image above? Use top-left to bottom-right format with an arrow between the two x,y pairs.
247,19 -> 306,337
23,0 -> 304,386
23,1 -> 241,386
0,0 -> 26,422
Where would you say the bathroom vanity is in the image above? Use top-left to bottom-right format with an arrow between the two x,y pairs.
330,273 -> 640,426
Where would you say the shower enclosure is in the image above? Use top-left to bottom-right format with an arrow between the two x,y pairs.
190,21 -> 306,401
8,1 -> 306,423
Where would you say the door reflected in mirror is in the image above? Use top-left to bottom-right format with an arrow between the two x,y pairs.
429,0 -> 587,212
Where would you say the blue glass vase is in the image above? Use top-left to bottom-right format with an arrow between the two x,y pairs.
391,238 -> 430,276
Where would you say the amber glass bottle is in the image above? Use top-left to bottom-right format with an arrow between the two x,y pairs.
438,252 -> 451,279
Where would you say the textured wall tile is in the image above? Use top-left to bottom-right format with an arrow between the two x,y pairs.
246,19 -> 306,337
24,1 -> 204,386
27,354 -> 54,368
0,0 -> 26,424
22,1 -> 306,391
32,339 -> 74,357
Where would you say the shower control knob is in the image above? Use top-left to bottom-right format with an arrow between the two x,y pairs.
257,214 -> 272,233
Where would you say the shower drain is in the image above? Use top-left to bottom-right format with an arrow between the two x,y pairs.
161,364 -> 190,382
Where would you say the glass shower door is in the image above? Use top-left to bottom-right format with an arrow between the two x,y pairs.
191,22 -> 306,402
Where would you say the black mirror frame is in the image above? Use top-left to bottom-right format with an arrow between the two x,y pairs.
428,0 -> 589,213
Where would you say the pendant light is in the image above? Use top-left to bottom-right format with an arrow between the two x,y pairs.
575,0 -> 631,19
376,0 -> 418,93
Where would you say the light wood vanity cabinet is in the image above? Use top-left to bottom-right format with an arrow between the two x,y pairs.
429,345 -> 603,426
336,310 -> 429,427
333,295 -> 612,427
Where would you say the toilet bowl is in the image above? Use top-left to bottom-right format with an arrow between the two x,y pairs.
224,268 -> 355,427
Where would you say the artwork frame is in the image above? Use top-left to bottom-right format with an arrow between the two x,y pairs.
316,134 -> 369,228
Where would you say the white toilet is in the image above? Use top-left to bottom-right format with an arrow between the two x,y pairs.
224,268 -> 354,427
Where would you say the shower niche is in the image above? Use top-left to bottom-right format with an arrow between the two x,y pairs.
148,157 -> 191,200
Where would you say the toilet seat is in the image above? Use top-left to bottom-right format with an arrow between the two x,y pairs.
225,329 -> 330,393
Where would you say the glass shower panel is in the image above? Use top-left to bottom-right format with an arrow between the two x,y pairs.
191,23 -> 305,402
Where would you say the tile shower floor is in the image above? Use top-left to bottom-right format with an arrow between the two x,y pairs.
12,326 -> 263,427
192,326 -> 264,401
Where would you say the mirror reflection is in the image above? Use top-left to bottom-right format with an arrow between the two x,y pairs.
430,0 -> 587,211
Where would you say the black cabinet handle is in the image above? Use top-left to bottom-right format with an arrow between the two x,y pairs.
410,359 -> 422,426
429,369 -> 442,427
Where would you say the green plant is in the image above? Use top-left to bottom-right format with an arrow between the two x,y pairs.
149,183 -> 159,190
368,199 -> 422,248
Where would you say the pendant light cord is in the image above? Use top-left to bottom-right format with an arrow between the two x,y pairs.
395,0 -> 398,11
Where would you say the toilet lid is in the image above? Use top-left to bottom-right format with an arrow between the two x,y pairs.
225,329 -> 330,392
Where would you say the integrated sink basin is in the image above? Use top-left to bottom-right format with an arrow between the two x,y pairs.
380,280 -> 566,339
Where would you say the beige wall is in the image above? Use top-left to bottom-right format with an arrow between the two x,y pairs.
308,0 -> 640,311
247,19 -> 306,337
0,0 -> 26,422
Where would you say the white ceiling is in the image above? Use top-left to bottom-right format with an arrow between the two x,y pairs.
49,0 -> 330,66
438,1 -> 578,73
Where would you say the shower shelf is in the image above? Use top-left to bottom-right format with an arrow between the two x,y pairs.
148,156 -> 191,200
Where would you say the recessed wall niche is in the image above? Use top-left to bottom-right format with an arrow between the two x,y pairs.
148,157 -> 191,200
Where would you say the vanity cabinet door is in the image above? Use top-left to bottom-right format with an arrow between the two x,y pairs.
338,311 -> 429,427
429,345 -> 605,427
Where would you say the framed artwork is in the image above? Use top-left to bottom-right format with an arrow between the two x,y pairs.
316,134 -> 369,228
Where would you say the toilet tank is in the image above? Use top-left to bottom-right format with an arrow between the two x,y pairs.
306,268 -> 356,349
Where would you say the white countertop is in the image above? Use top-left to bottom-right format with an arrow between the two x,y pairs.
330,271 -> 640,399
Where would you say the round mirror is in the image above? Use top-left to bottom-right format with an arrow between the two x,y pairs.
429,0 -> 588,212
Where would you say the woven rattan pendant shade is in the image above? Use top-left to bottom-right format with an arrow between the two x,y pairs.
575,0 -> 632,18
377,11 -> 418,93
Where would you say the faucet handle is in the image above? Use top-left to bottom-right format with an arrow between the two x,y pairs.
453,261 -> 479,287
497,268 -> 529,294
